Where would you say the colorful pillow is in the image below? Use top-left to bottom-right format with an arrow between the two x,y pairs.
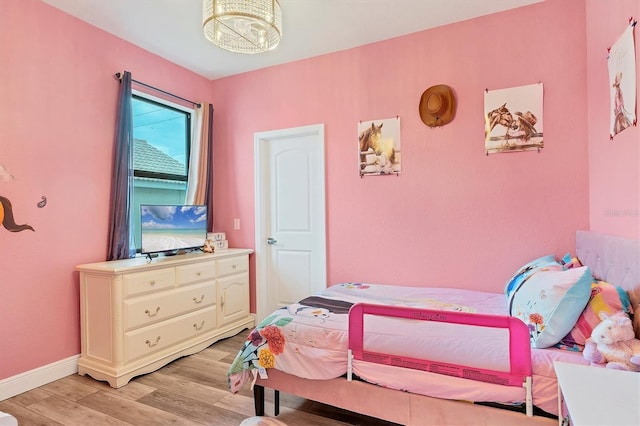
560,252 -> 583,269
507,266 -> 593,348
558,281 -> 633,349
504,255 -> 564,297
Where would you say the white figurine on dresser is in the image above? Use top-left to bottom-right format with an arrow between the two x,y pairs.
76,248 -> 254,388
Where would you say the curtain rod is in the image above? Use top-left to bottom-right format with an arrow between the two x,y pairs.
114,72 -> 201,108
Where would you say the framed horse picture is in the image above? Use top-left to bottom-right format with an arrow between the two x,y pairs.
484,83 -> 544,155
358,117 -> 401,176
608,22 -> 637,139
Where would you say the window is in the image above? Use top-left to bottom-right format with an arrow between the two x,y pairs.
131,93 -> 193,251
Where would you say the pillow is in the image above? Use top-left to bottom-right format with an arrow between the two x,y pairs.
508,266 -> 593,348
504,255 -> 564,296
560,252 -> 583,269
558,281 -> 633,348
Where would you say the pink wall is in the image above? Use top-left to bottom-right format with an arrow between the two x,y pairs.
586,0 -> 640,241
2,0 -> 635,385
0,0 -> 212,379
212,0 -> 591,311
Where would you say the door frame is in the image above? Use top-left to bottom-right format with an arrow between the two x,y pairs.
254,123 -> 327,322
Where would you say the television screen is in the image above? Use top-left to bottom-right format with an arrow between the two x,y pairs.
140,205 -> 208,255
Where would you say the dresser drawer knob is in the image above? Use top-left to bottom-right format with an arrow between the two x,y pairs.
193,321 -> 205,331
145,307 -> 161,317
232,264 -> 237,269
149,280 -> 156,286
145,336 -> 161,347
196,271 -> 202,276
193,295 -> 205,304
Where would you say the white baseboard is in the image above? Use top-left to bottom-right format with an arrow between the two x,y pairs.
0,355 -> 79,401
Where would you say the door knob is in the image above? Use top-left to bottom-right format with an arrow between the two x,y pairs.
267,237 -> 277,245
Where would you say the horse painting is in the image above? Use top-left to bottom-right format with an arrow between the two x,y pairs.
485,103 -> 538,146
359,122 -> 395,164
484,84 -> 544,154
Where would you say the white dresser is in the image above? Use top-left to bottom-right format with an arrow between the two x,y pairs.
77,248 -> 254,388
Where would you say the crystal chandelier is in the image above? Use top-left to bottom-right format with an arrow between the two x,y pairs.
203,0 -> 282,54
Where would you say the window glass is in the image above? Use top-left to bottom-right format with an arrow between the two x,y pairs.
131,94 -> 193,250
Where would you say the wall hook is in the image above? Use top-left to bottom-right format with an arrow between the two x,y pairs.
37,196 -> 47,208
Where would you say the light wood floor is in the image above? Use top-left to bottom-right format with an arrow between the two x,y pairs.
0,331 -> 400,426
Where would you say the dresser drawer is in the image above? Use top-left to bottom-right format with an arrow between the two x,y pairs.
217,256 -> 248,277
123,268 -> 175,297
124,306 -> 216,363
176,261 -> 216,285
123,281 -> 216,331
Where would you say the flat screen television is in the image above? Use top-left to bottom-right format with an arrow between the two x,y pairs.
140,204 -> 208,256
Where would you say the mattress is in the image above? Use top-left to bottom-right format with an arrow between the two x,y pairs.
228,283 -> 588,416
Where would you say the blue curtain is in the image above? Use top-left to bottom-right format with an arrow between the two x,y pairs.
205,105 -> 214,230
107,71 -> 136,260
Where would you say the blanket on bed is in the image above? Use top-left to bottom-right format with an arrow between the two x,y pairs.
227,283 -> 477,393
227,284 -> 594,416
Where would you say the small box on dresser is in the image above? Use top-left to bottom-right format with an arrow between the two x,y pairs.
77,248 -> 254,388
213,239 -> 229,250
208,232 -> 226,241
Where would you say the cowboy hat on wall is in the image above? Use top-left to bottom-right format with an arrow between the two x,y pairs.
419,85 -> 457,127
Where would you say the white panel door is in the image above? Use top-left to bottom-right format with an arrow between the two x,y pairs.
255,124 -> 326,321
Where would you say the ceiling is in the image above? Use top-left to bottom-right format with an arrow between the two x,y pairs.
41,0 -> 543,80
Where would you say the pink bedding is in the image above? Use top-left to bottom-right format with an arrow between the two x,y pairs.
228,283 -> 588,416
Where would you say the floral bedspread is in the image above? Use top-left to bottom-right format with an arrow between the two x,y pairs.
227,283 -> 478,393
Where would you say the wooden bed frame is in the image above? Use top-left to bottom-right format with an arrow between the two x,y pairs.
251,231 -> 640,425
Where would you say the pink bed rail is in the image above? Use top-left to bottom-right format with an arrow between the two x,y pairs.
347,303 -> 534,415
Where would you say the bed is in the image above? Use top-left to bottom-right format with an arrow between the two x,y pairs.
228,231 -> 640,425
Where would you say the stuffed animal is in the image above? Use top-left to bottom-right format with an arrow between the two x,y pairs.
583,311 -> 640,372
203,239 -> 215,253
